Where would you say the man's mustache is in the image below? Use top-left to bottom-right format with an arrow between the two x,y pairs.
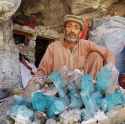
67,32 -> 77,37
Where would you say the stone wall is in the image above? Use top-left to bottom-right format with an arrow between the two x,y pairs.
0,0 -> 21,89
71,0 -> 118,15
15,0 -> 125,34
0,0 -> 125,88
0,21 -> 20,89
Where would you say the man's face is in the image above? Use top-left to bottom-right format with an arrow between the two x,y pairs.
64,21 -> 81,43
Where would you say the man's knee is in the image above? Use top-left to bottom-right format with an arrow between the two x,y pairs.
85,52 -> 104,78
87,52 -> 104,61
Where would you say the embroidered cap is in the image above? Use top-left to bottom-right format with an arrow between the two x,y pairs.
64,14 -> 83,30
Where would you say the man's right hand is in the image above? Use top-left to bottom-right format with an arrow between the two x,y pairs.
23,75 -> 47,97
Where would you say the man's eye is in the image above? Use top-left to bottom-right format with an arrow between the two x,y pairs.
66,25 -> 80,30
66,25 -> 72,28
75,26 -> 80,30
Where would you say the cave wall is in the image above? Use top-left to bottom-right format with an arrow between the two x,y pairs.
0,0 -> 21,89
14,0 -> 125,33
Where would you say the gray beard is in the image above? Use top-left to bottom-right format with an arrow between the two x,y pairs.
64,34 -> 79,43
66,37 -> 78,43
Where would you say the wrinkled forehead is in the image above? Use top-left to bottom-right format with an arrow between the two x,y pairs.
65,20 -> 80,26
64,21 -> 81,30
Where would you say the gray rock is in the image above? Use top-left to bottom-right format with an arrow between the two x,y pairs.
0,0 -> 21,89
0,97 -> 14,123
0,21 -> 20,89
46,119 -> 57,124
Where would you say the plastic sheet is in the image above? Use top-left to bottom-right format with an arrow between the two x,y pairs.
80,93 -> 98,119
32,91 -> 66,118
81,111 -> 109,124
116,48 -> 125,74
96,65 -> 115,95
9,105 -> 34,123
59,109 -> 81,124
48,71 -> 69,105
32,91 -> 50,112
80,74 -> 98,119
101,90 -> 125,112
89,16 -> 125,56
13,95 -> 32,108
67,81 -> 82,108
48,71 -> 66,98
46,119 -> 57,124
91,91 -> 102,108
60,66 -> 82,89
80,74 -> 94,95
89,16 -> 125,73
47,98 -> 66,118
8,67 -> 125,121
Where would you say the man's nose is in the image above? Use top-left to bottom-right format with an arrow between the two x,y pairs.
70,27 -> 76,33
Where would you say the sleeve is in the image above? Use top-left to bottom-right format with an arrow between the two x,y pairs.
87,41 -> 115,64
35,43 -> 54,76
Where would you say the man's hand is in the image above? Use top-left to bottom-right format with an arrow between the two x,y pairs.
23,75 -> 48,97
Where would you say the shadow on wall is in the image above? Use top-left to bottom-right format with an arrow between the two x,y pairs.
35,37 -> 54,67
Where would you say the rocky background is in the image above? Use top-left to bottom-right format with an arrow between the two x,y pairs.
0,0 -> 125,123
14,0 -> 125,33
0,0 -> 124,93
0,0 -> 21,89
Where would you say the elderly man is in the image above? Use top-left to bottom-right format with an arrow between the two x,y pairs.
35,15 -> 115,78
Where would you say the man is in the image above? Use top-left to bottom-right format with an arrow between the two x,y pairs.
23,15 -> 117,119
35,15 -> 115,78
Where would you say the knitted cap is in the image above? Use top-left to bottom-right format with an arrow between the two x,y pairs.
64,14 -> 83,30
